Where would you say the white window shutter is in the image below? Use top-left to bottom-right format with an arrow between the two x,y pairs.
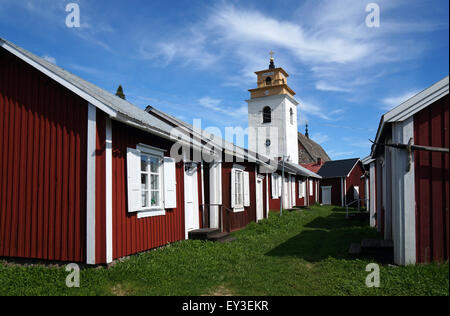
303,181 -> 306,198
291,178 -> 296,202
271,173 -> 277,199
163,157 -> 177,209
298,181 -> 302,198
244,171 -> 250,207
278,175 -> 282,197
231,169 -> 236,208
127,147 -> 141,212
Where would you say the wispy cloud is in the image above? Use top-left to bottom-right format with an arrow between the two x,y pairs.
310,133 -> 330,145
315,81 -> 351,92
381,90 -> 420,110
298,98 -> 345,123
139,1 -> 444,93
198,96 -> 247,119
42,54 -> 56,64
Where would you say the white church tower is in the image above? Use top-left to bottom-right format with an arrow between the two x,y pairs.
247,52 -> 299,163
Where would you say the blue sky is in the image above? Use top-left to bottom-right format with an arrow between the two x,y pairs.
1,0 -> 448,160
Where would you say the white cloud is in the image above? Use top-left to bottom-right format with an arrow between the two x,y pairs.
139,1 -> 443,94
381,90 -> 420,110
298,98 -> 344,123
198,97 -> 248,120
315,81 -> 351,92
310,133 -> 329,145
42,55 -> 56,64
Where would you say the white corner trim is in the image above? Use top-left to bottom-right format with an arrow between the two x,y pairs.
86,104 -> 96,264
105,118 -> 113,264
0,41 -> 117,118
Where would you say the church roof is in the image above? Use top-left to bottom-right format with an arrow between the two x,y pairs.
298,132 -> 331,164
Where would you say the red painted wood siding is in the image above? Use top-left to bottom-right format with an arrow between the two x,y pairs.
0,49 -> 87,262
308,179 -> 317,205
221,162 -> 257,232
345,162 -> 366,207
295,176 -> 306,207
110,120 -> 185,261
414,95 -> 449,263
319,178 -> 342,206
268,172 -> 281,211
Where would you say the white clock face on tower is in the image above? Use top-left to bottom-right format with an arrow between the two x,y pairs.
264,90 -> 269,96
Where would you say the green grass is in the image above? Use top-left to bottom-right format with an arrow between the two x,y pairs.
0,205 -> 448,296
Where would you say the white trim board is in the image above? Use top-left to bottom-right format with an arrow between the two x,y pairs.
86,104 -> 96,264
105,118 -> 113,264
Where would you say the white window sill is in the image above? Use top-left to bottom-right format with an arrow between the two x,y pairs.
233,207 -> 245,213
137,209 -> 166,219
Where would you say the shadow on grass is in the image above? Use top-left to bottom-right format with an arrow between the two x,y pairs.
266,208 -> 379,262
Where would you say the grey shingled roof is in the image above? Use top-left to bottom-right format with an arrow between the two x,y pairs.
298,132 -> 331,164
317,158 -> 360,178
0,37 -> 174,136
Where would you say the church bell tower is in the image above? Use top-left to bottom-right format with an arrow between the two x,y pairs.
247,52 -> 299,163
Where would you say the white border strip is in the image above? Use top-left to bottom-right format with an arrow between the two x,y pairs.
86,104 -> 96,264
105,118 -> 113,264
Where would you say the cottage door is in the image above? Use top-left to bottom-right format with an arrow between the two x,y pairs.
184,164 -> 199,239
256,177 -> 264,221
322,186 -> 332,205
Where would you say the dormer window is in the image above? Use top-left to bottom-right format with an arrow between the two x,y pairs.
265,77 -> 272,86
263,106 -> 271,123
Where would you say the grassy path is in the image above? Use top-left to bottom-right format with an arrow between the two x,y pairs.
0,205 -> 448,296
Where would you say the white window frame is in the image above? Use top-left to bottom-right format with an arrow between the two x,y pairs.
232,169 -> 244,212
309,179 -> 314,196
271,173 -> 281,199
136,144 -> 166,218
231,165 -> 247,212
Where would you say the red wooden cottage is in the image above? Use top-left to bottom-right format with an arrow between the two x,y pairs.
316,158 -> 366,207
369,76 -> 449,265
0,38 -> 272,265
144,106 -> 273,233
267,161 -> 321,211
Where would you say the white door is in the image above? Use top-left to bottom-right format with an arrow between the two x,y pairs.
283,176 -> 290,209
322,186 -> 332,205
256,178 -> 264,221
291,177 -> 296,207
184,164 -> 199,238
353,186 -> 360,200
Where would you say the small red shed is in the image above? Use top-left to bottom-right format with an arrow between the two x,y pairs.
316,159 -> 366,208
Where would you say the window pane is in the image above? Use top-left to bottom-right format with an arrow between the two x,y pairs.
151,174 -> 159,190
150,156 -> 159,173
151,191 -> 160,207
141,174 -> 148,190
142,191 -> 148,208
141,155 -> 148,172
